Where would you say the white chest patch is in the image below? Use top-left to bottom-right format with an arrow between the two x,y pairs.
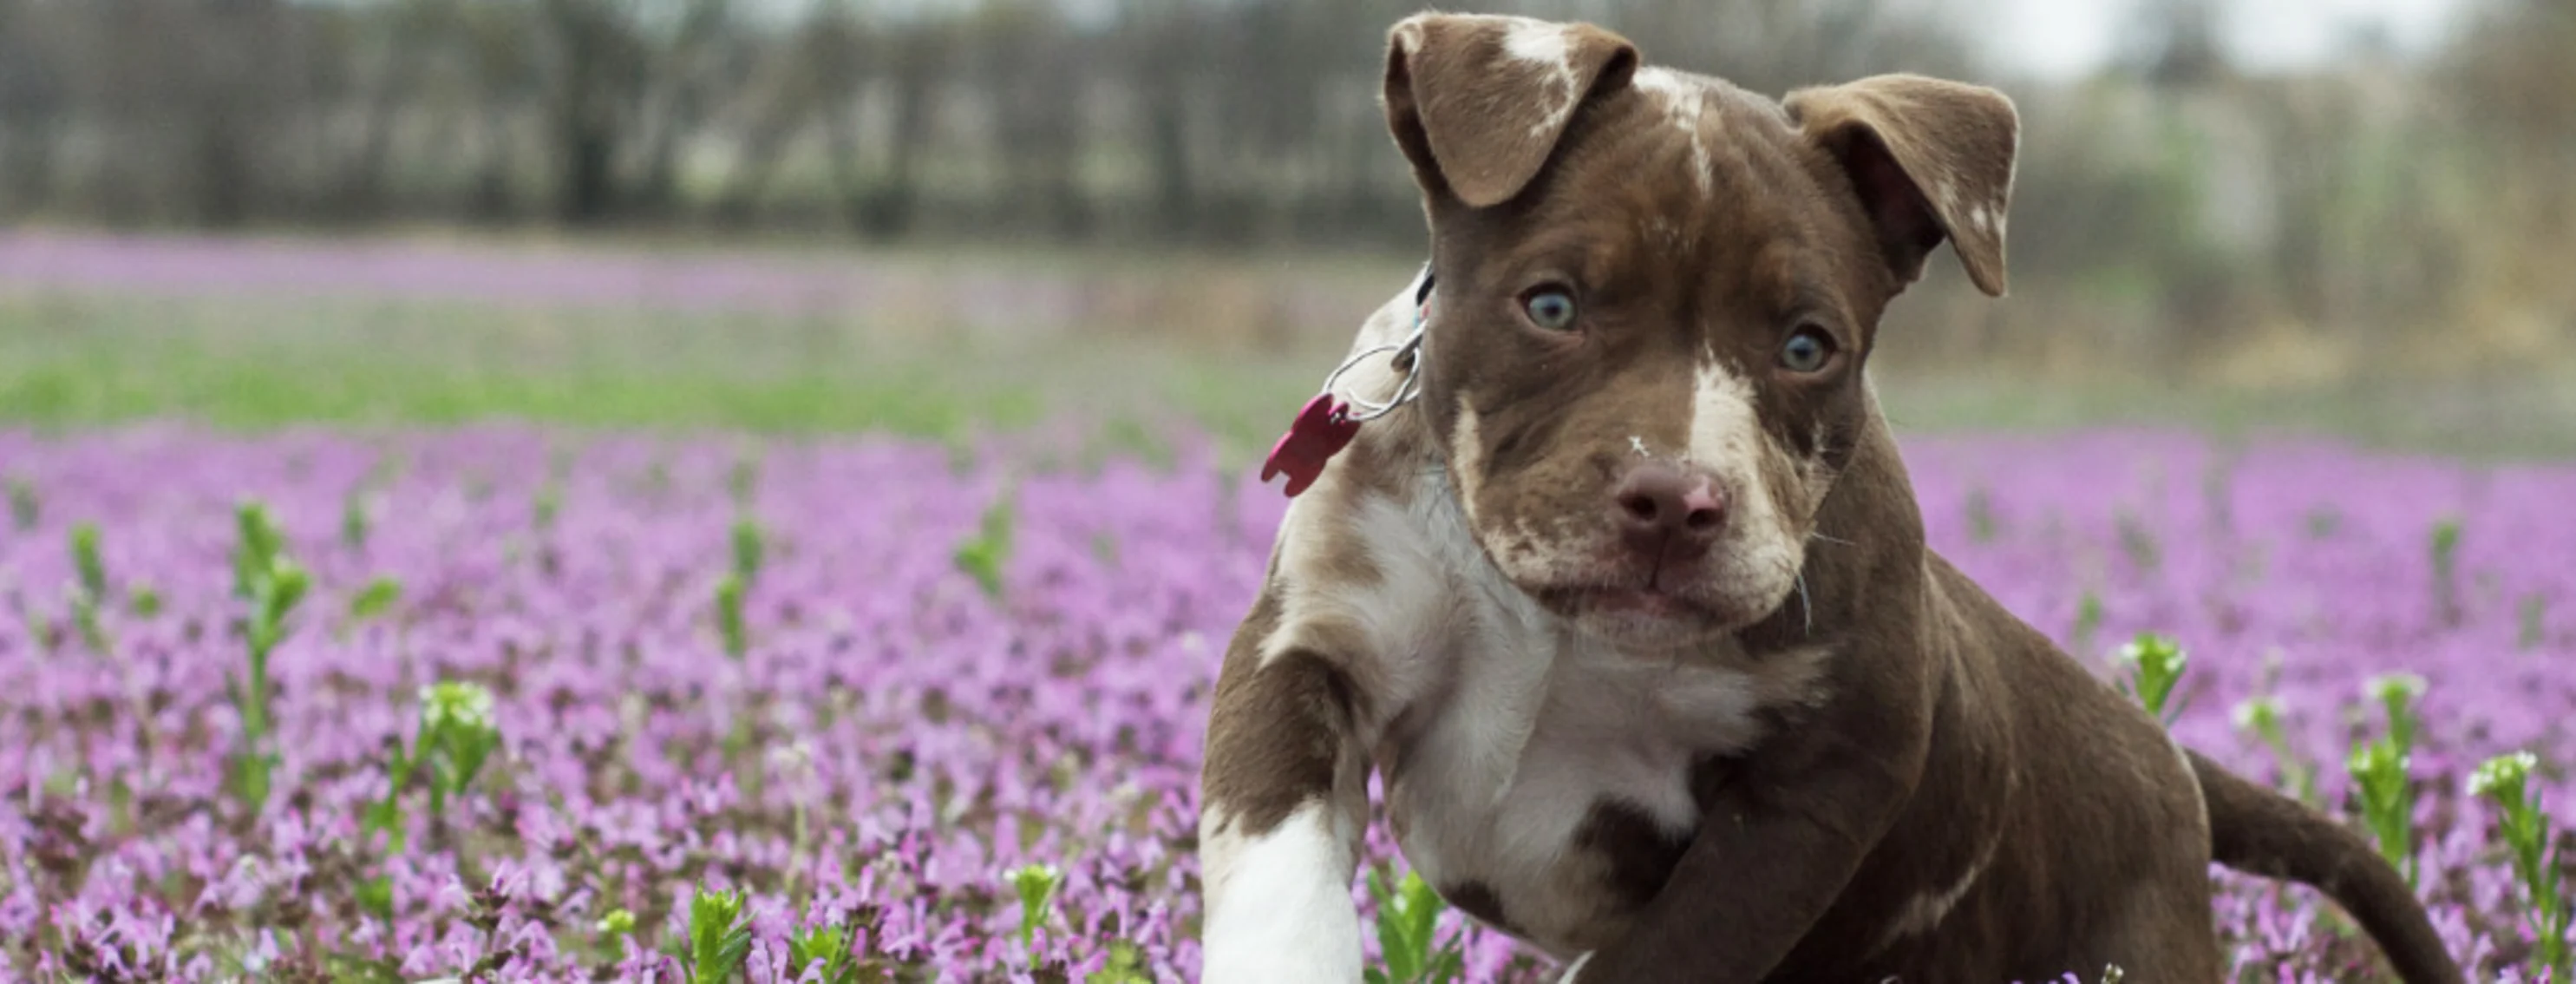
1275,473 -> 1835,958
1386,629 -> 1823,956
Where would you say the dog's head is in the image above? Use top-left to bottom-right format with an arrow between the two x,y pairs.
1381,13 -> 2017,647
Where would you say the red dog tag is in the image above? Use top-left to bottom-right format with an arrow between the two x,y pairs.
1261,392 -> 1362,497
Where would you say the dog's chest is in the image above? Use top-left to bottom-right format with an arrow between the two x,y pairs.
1372,609 -> 1819,957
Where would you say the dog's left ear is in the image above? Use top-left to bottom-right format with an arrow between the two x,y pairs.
1382,14 -> 1640,209
1786,75 -> 2018,298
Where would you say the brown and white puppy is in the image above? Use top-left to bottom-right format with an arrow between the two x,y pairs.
1194,12 -> 2465,984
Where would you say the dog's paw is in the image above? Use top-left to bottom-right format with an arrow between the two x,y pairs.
1554,952 -> 1594,984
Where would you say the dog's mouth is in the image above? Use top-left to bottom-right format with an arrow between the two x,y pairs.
1528,581 -> 1737,646
1575,586 -> 1710,620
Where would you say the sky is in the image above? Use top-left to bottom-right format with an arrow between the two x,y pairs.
1984,0 -> 2468,78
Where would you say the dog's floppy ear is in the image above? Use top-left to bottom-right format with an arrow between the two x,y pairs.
1382,13 -> 1639,209
1785,75 -> 2018,298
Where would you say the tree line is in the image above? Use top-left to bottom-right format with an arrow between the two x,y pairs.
0,0 -> 2567,366
0,0 -> 1983,247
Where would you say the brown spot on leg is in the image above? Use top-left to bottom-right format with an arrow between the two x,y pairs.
1573,798 -> 1695,910
1200,637 -> 1370,836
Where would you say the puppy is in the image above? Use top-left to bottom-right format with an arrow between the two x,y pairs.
1195,12 -> 2464,984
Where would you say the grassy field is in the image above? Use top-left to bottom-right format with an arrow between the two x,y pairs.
5,232 -> 2573,980
5,231 -> 2573,469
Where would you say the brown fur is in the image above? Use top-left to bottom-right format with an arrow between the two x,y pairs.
1195,12 -> 2465,984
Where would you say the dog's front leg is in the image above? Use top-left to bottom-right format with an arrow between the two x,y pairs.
1196,600 -> 1376,984
1564,686 -> 1933,984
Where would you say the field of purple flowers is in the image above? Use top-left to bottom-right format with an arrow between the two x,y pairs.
1,422 -> 2569,981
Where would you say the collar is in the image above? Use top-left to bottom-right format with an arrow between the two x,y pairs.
1259,262 -> 1433,497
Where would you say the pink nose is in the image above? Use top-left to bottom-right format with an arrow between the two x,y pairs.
1612,462 -> 1727,558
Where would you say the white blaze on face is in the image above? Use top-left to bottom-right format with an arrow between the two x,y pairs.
1451,400 -> 1487,527
1684,361 -> 1761,485
1199,802 -> 1365,983
1684,360 -> 1802,600
1630,67 -> 1714,195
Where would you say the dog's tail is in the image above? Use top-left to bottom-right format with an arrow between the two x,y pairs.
2187,748 -> 2465,984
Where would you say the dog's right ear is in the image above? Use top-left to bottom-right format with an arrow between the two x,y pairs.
1382,14 -> 1640,209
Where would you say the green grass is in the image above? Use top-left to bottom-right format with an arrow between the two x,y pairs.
7,272 -> 2573,466
0,351 -> 1023,436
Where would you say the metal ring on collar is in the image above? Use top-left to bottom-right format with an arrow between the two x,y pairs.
1317,265 -> 1434,422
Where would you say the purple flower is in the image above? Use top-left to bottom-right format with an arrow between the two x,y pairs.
0,424 -> 2564,980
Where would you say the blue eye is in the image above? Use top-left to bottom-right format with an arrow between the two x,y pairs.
1780,326 -> 1836,372
1522,287 -> 1578,331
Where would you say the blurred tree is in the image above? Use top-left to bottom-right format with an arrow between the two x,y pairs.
628,0 -> 736,219
329,0 -> 440,218
0,0 -> 71,216
979,0 -> 1092,238
0,0 -> 2558,382
1118,0 -> 1201,238
2117,0 -> 2232,89
538,0 -> 643,224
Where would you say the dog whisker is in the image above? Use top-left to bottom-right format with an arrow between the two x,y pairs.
1796,570 -> 1814,637
1808,532 -> 1855,547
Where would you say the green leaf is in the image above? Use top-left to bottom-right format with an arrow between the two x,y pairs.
1088,940 -> 1150,984
953,491 -> 1017,599
1400,871 -> 1442,959
350,577 -> 402,622
1428,941 -> 1466,984
356,874 -> 395,921
2344,738 -> 2416,885
2116,514 -> 2160,570
788,925 -> 853,982
731,515 -> 766,584
71,593 -> 109,653
684,886 -> 751,984
70,522 -> 107,600
1965,489 -> 1997,542
1368,868 -> 1414,982
597,909 -> 637,937
2429,517 -> 2463,623
1006,863 -> 1062,949
342,490 -> 371,549
716,574 -> 749,659
2115,633 -> 2188,725
230,745 -> 277,814
6,477 -> 35,531
233,501 -> 286,599
419,680 -> 501,801
533,484 -> 562,531
2305,508 -> 2340,539
2364,672 -> 2427,757
2071,591 -> 2103,653
264,556 -> 312,618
